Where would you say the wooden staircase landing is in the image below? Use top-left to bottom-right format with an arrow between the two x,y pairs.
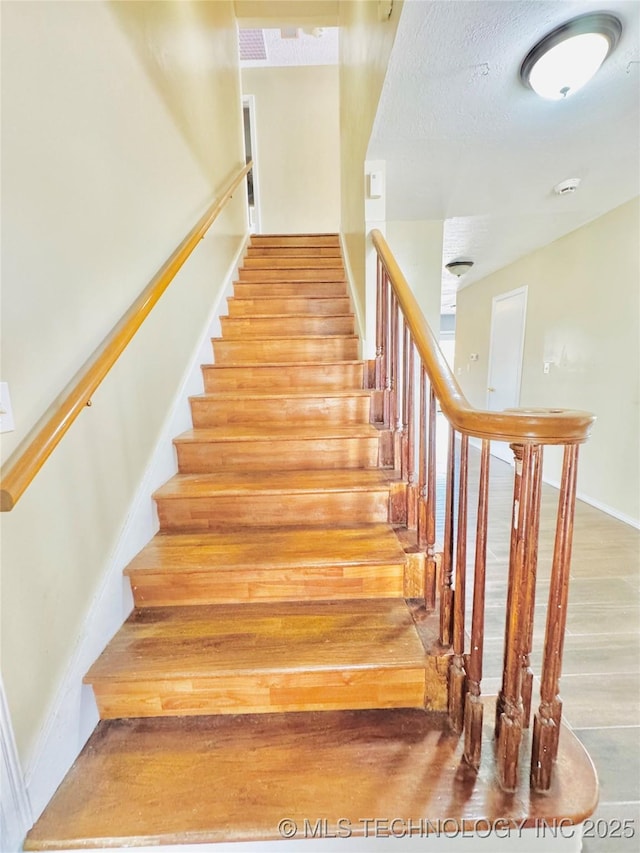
25,706 -> 598,850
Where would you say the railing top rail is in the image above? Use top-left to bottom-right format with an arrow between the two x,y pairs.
372,228 -> 595,446
0,161 -> 252,512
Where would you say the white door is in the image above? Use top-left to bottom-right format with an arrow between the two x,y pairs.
486,286 -> 528,463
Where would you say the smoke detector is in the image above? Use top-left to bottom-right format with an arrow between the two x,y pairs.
554,178 -> 581,195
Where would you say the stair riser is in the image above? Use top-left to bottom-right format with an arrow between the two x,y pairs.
190,395 -> 370,426
156,492 -> 390,531
127,564 -> 405,607
238,268 -> 346,282
212,337 -> 359,363
234,282 -> 348,298
227,297 -> 351,316
175,438 -> 379,473
202,362 -> 365,391
220,315 -> 355,337
247,247 -> 342,258
250,235 -> 340,248
90,667 -> 426,718
242,257 -> 344,270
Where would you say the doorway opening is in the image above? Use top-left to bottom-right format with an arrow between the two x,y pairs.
486,286 -> 528,463
242,95 -> 260,233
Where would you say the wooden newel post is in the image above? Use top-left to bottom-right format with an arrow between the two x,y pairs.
531,444 -> 579,791
495,443 -> 542,791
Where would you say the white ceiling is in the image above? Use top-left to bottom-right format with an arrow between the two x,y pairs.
368,0 -> 640,312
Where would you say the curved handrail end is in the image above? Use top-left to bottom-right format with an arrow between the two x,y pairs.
1,489 -> 15,512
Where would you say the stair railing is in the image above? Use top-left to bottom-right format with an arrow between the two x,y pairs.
0,162 -> 252,513
371,229 -> 594,793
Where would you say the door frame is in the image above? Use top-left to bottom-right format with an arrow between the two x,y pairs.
486,285 -> 528,412
485,285 -> 528,463
242,94 -> 261,234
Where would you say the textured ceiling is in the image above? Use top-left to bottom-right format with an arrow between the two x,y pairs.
368,0 -> 640,312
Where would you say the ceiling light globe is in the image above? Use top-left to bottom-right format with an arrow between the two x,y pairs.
520,13 -> 622,100
529,32 -> 610,99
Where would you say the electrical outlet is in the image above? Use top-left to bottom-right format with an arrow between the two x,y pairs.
543,362 -> 551,374
0,382 -> 15,432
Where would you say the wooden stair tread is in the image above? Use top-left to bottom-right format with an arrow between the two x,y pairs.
247,246 -> 342,256
221,312 -> 353,317
191,388 -> 371,401
85,599 -> 427,681
242,258 -> 344,268
154,469 -> 394,500
174,424 -> 379,442
124,525 -> 407,574
212,334 -> 358,342
203,359 -> 364,369
24,706 -> 598,850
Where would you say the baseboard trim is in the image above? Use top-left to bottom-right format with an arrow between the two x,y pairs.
1,678 -> 32,853
470,436 -> 638,528
543,478 -> 639,529
23,232 -> 250,824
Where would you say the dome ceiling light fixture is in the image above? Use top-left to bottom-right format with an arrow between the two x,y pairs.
520,12 -> 622,100
445,260 -> 474,277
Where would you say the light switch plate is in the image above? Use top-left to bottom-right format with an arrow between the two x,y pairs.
0,382 -> 15,432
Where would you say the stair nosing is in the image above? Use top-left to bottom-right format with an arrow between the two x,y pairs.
173,426 -> 378,443
189,389 -> 371,401
153,471 -> 394,500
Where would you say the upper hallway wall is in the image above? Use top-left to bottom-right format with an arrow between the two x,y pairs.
338,0 -> 403,328
0,0 -> 245,764
241,65 -> 340,233
455,198 -> 640,525
235,0 -> 338,26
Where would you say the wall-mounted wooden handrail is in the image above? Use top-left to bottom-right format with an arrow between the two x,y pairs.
0,161 -> 252,512
371,229 -> 595,445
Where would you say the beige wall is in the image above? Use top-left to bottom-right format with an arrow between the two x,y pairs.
386,220 -> 444,334
338,0 -> 403,322
455,198 -> 640,524
0,0 -> 246,762
241,65 -> 340,233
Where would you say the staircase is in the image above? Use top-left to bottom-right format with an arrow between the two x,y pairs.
25,234 -> 597,850
25,234 -> 448,849
84,233 -> 444,720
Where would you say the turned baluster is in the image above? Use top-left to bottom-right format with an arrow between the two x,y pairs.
439,424 -> 456,646
520,444 -> 543,727
417,364 -> 427,549
495,443 -> 542,791
449,433 -> 469,733
424,386 -> 438,609
375,256 -> 383,391
531,444 -> 579,792
405,337 -> 417,529
400,320 -> 410,480
381,270 -> 390,429
463,439 -> 490,769
390,294 -> 401,473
